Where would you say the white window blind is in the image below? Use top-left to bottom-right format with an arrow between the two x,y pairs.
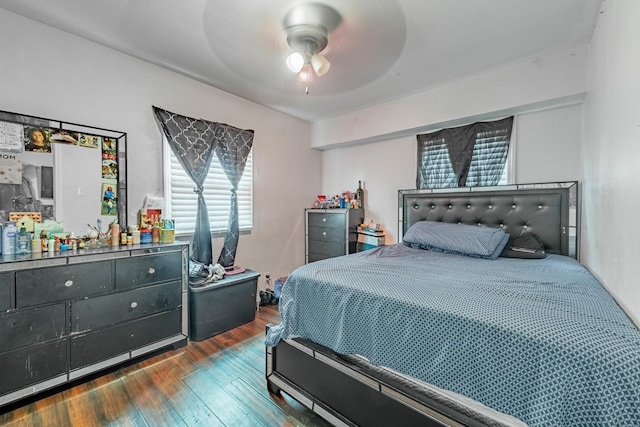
164,141 -> 253,235
419,141 -> 509,188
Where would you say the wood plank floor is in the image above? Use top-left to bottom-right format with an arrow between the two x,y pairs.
0,306 -> 332,427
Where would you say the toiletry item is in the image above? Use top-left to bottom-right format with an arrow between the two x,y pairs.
40,231 -> 48,252
127,235 -> 133,245
16,227 -> 31,255
152,223 -> 160,243
111,223 -> 119,246
54,237 -> 61,252
48,237 -> 55,252
140,228 -> 152,244
32,237 -> 41,253
132,229 -> 140,244
71,238 -> 77,250
160,228 -> 175,244
2,221 -> 17,255
120,231 -> 127,245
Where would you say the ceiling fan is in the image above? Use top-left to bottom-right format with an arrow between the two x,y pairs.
282,3 -> 342,94
202,0 -> 405,97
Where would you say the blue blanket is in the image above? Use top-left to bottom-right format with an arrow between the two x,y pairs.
266,244 -> 640,426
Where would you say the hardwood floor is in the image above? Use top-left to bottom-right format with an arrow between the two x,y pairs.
0,305 -> 332,427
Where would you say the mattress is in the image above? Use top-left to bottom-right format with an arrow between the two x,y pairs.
266,244 -> 640,426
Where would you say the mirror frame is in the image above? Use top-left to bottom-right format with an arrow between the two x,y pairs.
0,109 -> 127,230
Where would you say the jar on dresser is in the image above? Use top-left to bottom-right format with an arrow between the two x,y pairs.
305,208 -> 364,263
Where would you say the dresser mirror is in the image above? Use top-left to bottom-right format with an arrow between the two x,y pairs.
0,110 -> 127,236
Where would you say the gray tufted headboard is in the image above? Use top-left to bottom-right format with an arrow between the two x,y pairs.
398,182 -> 578,258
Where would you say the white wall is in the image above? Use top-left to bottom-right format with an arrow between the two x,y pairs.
515,105 -> 582,183
0,9 -> 322,283
582,0 -> 640,325
312,47 -> 588,149
322,104 -> 583,243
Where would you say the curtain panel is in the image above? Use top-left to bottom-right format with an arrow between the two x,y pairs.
416,116 -> 513,189
153,106 -> 254,266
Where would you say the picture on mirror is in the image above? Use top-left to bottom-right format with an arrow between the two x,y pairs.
79,133 -> 101,149
50,129 -> 79,145
101,182 -> 117,216
102,159 -> 118,179
24,126 -> 51,153
0,151 -> 22,184
103,137 -> 117,153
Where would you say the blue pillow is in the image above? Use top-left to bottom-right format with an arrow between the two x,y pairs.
403,221 -> 510,260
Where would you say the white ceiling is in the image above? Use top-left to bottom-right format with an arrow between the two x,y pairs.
0,0 -> 603,122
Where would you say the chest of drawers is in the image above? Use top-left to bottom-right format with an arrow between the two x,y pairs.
0,242 -> 188,407
305,208 -> 364,263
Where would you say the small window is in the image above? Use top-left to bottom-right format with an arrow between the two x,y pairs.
417,117 -> 513,189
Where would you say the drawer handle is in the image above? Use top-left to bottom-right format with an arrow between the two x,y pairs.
322,218 -> 326,222
64,280 -> 74,287
322,232 -> 327,236
148,267 -> 155,274
130,302 -> 138,309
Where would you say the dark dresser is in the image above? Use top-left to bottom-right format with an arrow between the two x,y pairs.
0,242 -> 188,407
305,208 -> 364,263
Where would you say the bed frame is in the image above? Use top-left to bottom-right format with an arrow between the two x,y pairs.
266,182 -> 578,427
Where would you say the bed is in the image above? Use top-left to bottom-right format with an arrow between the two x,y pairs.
265,182 -> 640,426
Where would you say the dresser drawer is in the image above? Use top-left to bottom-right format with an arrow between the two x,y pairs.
16,262 -> 112,308
308,240 -> 346,258
308,226 -> 345,243
0,340 -> 67,395
71,281 -> 182,332
115,252 -> 182,290
70,309 -> 182,369
0,304 -> 66,353
307,213 -> 346,229
0,272 -> 11,311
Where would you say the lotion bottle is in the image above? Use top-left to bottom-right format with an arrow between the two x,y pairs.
2,221 -> 17,255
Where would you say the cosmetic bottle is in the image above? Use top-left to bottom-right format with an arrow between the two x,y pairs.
16,227 -> 31,255
2,221 -> 17,255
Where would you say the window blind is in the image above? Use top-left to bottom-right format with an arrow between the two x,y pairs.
466,128 -> 510,186
165,146 -> 253,235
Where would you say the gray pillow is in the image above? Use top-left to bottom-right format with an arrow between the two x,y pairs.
403,221 -> 510,260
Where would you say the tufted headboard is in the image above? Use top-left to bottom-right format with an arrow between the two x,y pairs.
398,182 -> 578,258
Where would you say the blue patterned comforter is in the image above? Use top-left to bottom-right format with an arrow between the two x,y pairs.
266,244 -> 640,426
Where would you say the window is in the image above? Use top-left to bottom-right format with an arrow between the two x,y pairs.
416,117 -> 513,189
163,140 -> 253,235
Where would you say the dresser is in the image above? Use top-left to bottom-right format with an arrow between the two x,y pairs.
305,208 -> 364,263
0,242 -> 188,407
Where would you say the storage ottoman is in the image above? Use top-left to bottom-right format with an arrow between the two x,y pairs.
189,269 -> 260,341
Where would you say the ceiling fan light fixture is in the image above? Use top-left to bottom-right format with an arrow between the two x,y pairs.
297,62 -> 314,83
311,53 -> 330,77
286,52 -> 305,73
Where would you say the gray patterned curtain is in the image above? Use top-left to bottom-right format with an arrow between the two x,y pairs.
213,124 -> 254,267
153,106 -> 218,264
417,116 -> 513,189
